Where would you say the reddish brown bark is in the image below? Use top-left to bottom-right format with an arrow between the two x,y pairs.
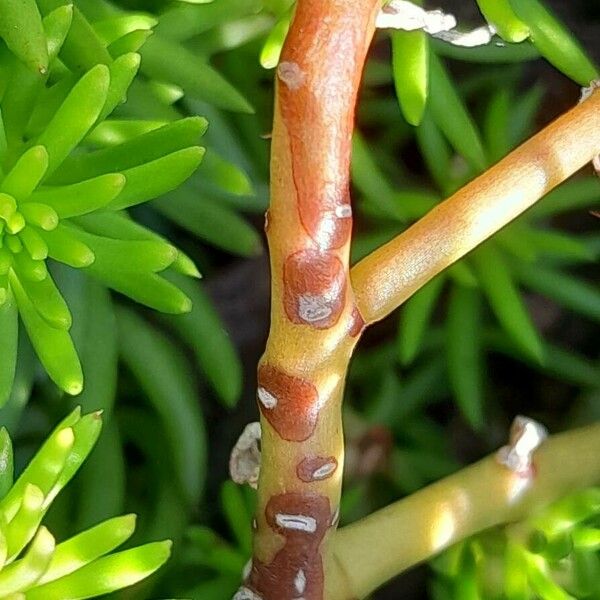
257,365 -> 320,442
240,1 -> 381,599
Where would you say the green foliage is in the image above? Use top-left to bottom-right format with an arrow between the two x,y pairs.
0,408 -> 171,598
0,3 -> 207,401
432,488 -> 600,599
0,1 -> 597,598
355,41 -> 600,429
160,481 -> 255,599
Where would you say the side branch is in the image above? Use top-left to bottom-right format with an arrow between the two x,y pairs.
329,422 -> 600,599
351,89 -> 600,325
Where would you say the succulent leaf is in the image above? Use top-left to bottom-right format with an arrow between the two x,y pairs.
0,11 -> 205,395
0,411 -> 170,597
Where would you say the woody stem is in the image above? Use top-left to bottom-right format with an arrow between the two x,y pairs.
241,2 -> 380,600
328,422 -> 600,599
352,88 -> 600,324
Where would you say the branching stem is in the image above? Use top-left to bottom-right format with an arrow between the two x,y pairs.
330,422 -> 600,598
237,1 -> 600,598
352,88 -> 600,324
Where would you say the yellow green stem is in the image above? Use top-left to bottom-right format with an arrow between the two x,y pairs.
330,422 -> 600,599
352,88 -> 600,325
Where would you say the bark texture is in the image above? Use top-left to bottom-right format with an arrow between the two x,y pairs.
239,2 -> 380,599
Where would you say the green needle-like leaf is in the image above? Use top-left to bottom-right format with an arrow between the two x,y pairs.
12,252 -> 47,282
185,526 -> 246,576
398,274 -> 445,365
86,119 -> 167,147
74,210 -> 201,279
30,174 -> 126,218
75,422 -> 125,530
0,0 -> 48,73
476,0 -> 530,43
44,5 -> 73,64
118,308 -> 206,506
0,428 -> 14,500
0,288 -> 18,407
52,410 -> 102,497
526,553 -> 573,599
69,228 -> 176,273
453,545 -> 481,599
0,0 -> 69,146
26,540 -> 171,600
221,481 -> 253,555
504,542 -> 529,600
161,273 -> 243,407
9,273 -> 82,395
38,514 -> 136,584
0,526 -> 55,596
487,331 -> 598,388
474,245 -> 543,363
155,188 -> 262,257
428,53 -> 487,172
109,146 -> 205,210
415,113 -> 453,195
141,35 -> 253,113
260,11 -> 290,69
37,64 -> 110,176
56,227 -> 190,313
53,116 -> 207,183
1,62 -> 46,150
572,528 -> 600,552
509,0 -> 598,85
535,489 -> 600,537
199,151 -> 254,196
391,29 -> 429,126
515,263 -> 600,323
447,285 -> 485,429
93,15 -> 158,46
64,278 -> 117,418
519,229 -> 594,264
108,29 -> 153,58
1,146 -> 48,201
156,0 -> 262,42
431,38 -> 539,63
483,89 -> 512,163
72,209 -> 162,242
98,52 -> 140,122
508,84 -> 544,147
18,272 -> 71,330
351,134 -> 415,221
5,483 -> 45,560
36,0 -> 112,73
25,75 -> 75,140
100,270 -> 191,314
0,408 -> 79,519
40,224 -> 95,268
572,549 -> 600,596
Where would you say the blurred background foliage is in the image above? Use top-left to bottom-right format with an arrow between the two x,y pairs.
0,0 -> 598,598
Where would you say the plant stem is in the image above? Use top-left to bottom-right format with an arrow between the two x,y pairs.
329,422 -> 600,599
352,88 -> 600,325
242,2 -> 600,597
243,2 -> 380,599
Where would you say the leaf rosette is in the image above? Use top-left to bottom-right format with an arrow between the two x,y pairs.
0,4 -> 205,401
0,408 -> 171,599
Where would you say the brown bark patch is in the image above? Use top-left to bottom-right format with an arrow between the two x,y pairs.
283,249 -> 346,329
257,364 -> 320,442
247,492 -> 331,600
276,0 -> 375,251
297,456 -> 338,483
